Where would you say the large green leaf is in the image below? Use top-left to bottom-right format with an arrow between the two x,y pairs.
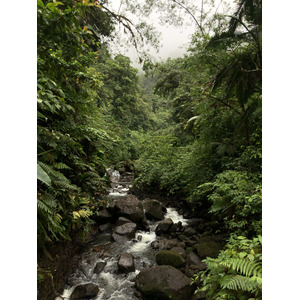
37,0 -> 44,8
37,164 -> 51,186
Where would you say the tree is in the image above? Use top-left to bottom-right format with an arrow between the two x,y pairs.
37,0 -> 114,250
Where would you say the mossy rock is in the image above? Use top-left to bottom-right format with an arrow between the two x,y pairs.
156,250 -> 186,268
195,241 -> 223,258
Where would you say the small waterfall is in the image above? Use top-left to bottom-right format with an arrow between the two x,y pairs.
164,207 -> 188,226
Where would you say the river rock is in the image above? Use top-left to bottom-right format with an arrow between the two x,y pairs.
186,252 -> 202,266
171,247 -> 186,259
118,253 -> 135,273
185,261 -> 208,278
169,221 -> 183,233
115,216 -> 133,227
70,283 -> 99,299
110,195 -> 145,225
151,239 -> 178,250
191,234 -> 201,243
143,198 -> 165,220
141,216 -> 150,231
112,222 -> 137,243
93,261 -> 106,274
155,218 -> 174,235
195,241 -> 223,258
135,265 -> 194,300
98,223 -> 112,233
184,237 -> 197,247
183,227 -> 197,237
189,262 -> 207,271
156,250 -> 186,268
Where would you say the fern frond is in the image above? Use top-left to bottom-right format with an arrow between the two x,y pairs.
38,161 -> 79,191
54,162 -> 71,170
220,258 -> 262,277
221,274 -> 261,293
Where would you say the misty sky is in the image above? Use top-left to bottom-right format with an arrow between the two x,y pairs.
107,0 -> 235,70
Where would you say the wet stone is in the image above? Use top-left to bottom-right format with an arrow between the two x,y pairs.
118,253 -> 135,273
112,222 -> 137,243
151,239 -> 178,250
136,265 -> 194,300
169,221 -> 183,233
186,252 -> 202,266
98,223 -> 112,233
143,198 -> 165,220
115,216 -> 133,227
93,261 -> 106,274
70,283 -> 99,300
155,218 -> 174,235
110,195 -> 145,224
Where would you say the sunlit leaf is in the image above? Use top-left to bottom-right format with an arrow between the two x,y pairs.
37,164 -> 51,186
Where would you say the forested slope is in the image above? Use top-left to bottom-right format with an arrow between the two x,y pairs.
37,0 -> 262,299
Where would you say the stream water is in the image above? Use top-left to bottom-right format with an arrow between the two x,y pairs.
57,170 -> 189,300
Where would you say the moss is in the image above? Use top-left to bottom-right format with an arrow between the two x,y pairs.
156,250 -> 186,268
195,241 -> 223,258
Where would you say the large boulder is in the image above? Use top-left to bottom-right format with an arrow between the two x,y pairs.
143,198 -> 165,220
70,283 -> 99,300
156,250 -> 186,268
109,195 -> 145,225
112,222 -> 137,243
195,241 -> 223,258
155,218 -> 173,235
135,265 -> 194,300
118,253 -> 135,273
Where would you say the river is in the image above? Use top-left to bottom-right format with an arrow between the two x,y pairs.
56,170 -> 189,300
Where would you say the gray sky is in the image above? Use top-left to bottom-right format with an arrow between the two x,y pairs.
107,0 -> 235,70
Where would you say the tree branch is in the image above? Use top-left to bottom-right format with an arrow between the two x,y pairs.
172,0 -> 204,34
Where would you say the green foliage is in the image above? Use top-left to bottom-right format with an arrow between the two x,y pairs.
133,5 -> 262,299
37,0 -> 157,251
37,163 -> 51,186
37,0 -> 114,251
193,235 -> 262,299
196,171 -> 261,236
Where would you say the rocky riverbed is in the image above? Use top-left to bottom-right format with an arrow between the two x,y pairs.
55,170 -> 227,300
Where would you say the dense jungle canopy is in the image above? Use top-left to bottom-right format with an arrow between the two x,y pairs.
13,0 -> 300,299
35,0 -> 263,298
